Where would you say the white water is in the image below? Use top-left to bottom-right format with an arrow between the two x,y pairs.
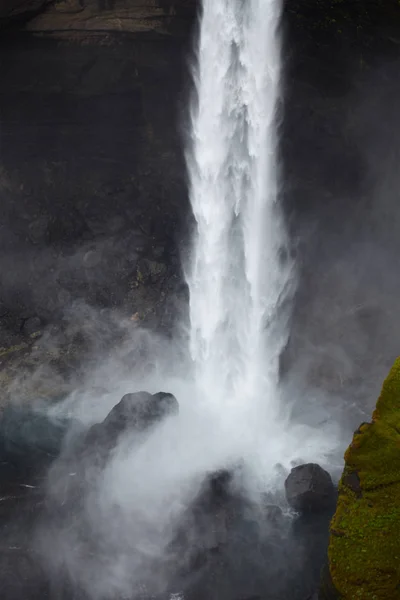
186,0 -> 293,439
53,0 -> 339,498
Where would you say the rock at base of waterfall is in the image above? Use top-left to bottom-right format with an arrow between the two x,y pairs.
85,390 -> 179,451
285,463 -> 335,513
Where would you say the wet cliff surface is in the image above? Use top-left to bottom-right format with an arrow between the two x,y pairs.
281,0 -> 400,428
0,1 -> 196,352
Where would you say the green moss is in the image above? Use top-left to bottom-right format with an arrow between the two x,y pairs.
0,343 -> 28,357
30,331 -> 42,339
328,358 -> 400,599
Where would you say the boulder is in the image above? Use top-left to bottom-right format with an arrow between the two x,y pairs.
322,358 -> 400,599
285,463 -> 335,513
45,391 -> 179,520
84,390 -> 179,452
169,470 -> 234,547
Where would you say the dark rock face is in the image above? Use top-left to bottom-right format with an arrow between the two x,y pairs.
0,28 -> 192,340
280,0 -> 400,433
285,463 -> 336,512
168,469 -> 237,575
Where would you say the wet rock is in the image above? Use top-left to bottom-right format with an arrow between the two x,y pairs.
0,33 -> 188,333
285,463 -> 335,513
292,508 -> 335,599
167,468 -> 236,587
85,390 -> 179,452
135,258 -> 168,286
103,390 -> 178,433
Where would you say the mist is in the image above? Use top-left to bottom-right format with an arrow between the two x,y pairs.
280,54 -> 400,446
1,2 -> 400,600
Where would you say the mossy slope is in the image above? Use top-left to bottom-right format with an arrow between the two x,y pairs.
328,358 -> 400,599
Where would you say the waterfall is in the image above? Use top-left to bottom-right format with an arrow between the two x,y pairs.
186,0 -> 293,436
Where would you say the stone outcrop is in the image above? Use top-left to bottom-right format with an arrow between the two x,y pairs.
285,463 -> 336,513
321,358 -> 400,599
25,0 -> 196,37
84,390 -> 179,455
1,0 -> 196,32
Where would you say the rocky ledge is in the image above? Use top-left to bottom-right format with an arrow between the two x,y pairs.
0,0 -> 197,35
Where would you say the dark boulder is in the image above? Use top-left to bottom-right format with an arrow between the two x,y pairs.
85,390 -> 179,450
285,463 -> 335,513
62,390 -> 181,484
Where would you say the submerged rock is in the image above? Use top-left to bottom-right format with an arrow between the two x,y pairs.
285,463 -> 335,513
322,358 -> 400,599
